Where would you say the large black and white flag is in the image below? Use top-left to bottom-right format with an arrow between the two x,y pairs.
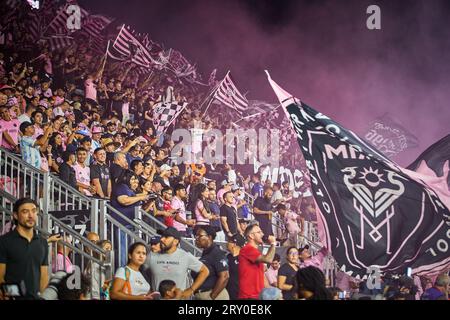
266,71 -> 450,277
213,71 -> 248,115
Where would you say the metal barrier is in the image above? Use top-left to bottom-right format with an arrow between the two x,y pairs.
0,191 -> 112,300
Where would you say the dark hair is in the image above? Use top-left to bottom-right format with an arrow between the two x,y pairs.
13,198 -> 38,213
276,204 -> 287,211
127,242 -> 147,265
80,136 -> 91,144
273,183 -> 281,189
118,170 -> 138,188
130,159 -> 143,172
76,147 -> 87,154
173,184 -> 185,194
296,266 -> 333,300
49,132 -> 64,156
244,223 -> 259,239
94,147 -> 105,155
162,186 -> 172,194
31,110 -> 43,119
285,246 -> 298,258
158,280 -> 176,298
273,253 -> 281,262
222,191 -> 233,201
188,183 -> 208,212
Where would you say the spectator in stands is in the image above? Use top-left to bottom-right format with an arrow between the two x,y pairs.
90,147 -> 111,199
217,180 -> 233,206
110,242 -> 153,300
110,151 -> 128,184
238,224 -> 277,299
207,188 -> 224,241
226,234 -> 246,300
265,253 -> 281,287
126,145 -> 142,166
190,184 -> 218,226
271,183 -> 284,206
17,104 -> 36,124
154,163 -> 172,187
159,279 -> 182,300
193,225 -> 230,300
0,105 -> 20,152
252,186 -> 275,242
130,159 -> 144,182
141,159 -> 157,183
421,274 -> 449,300
48,132 -> 65,166
220,191 -> 242,240
299,245 -> 327,272
56,273 -> 90,300
58,151 -> 77,189
277,247 -> 299,300
296,266 -> 332,300
51,235 -> 74,273
251,174 -> 264,199
79,137 -> 93,165
238,218 -> 250,234
281,181 -> 293,203
149,236 -> 161,253
73,147 -> 94,196
171,184 -> 196,237
276,204 -> 302,246
161,186 -> 176,227
142,227 -> 210,298
0,198 -> 49,299
30,110 -> 44,139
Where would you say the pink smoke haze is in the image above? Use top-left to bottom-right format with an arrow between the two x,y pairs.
83,0 -> 450,166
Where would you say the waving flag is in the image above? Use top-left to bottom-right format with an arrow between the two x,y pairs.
45,2 -> 89,35
266,71 -> 450,277
213,71 -> 248,115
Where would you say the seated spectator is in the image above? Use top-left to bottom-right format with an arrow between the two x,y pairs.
153,163 -> 172,187
110,242 -> 153,300
159,279 -> 181,300
83,239 -> 113,300
149,236 -> 161,253
296,266 -> 332,300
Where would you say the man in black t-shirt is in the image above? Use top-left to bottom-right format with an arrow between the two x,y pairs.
58,150 -> 77,189
90,147 -> 111,199
252,186 -> 274,242
220,191 -> 242,239
226,233 -> 246,300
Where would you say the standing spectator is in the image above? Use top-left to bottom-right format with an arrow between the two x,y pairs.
130,159 -> 145,183
110,242 -> 153,300
277,247 -> 299,300
51,235 -> 74,273
252,187 -> 275,242
31,110 -> 44,139
154,164 -> 172,188
171,184 -> 196,237
281,181 -> 293,203
299,245 -> 327,272
161,186 -> 176,227
226,234 -> 246,300
0,105 -> 20,152
90,147 -> 111,199
141,159 -> 157,183
142,227 -> 210,298
193,225 -> 230,300
271,183 -> 284,206
296,266 -> 332,300
17,104 -> 36,124
190,184 -> 217,226
421,274 -> 449,300
207,188 -> 224,241
58,151 -> 78,189
276,204 -> 302,246
220,191 -> 242,239
83,239 -> 112,300
238,224 -> 277,299
110,152 -> 128,184
265,254 -> 281,287
0,198 -> 49,299
73,147 -> 94,196
238,219 -> 250,235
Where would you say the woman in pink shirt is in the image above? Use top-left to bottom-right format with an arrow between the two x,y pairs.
190,184 -> 217,226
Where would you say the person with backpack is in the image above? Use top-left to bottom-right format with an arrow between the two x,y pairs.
110,242 -> 155,300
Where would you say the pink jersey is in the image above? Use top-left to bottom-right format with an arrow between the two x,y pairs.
32,125 -> 44,140
195,199 -> 210,225
0,119 -> 20,150
285,211 -> 301,234
73,162 -> 92,196
84,78 -> 97,101
171,196 -> 187,232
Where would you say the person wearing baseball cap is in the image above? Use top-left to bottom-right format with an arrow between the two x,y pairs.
299,244 -> 328,272
149,236 -> 161,253
153,164 -> 172,188
226,233 -> 246,300
217,180 -> 233,206
141,226 -> 210,300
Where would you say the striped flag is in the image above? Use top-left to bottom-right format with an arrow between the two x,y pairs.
213,71 -> 248,115
112,25 -> 159,68
81,14 -> 112,40
45,35 -> 75,51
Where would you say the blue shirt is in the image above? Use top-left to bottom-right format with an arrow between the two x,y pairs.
110,183 -> 141,225
251,182 -> 264,199
20,136 -> 41,169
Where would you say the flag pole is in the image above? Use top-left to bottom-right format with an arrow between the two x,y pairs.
97,40 -> 110,81
201,70 -> 229,117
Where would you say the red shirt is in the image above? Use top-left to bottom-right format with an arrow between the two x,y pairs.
163,200 -> 174,227
238,243 -> 264,299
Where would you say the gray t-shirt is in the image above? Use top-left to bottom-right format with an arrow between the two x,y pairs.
142,248 -> 203,291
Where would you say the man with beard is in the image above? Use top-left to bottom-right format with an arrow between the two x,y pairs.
142,227 -> 209,298
90,148 -> 111,199
0,198 -> 49,299
252,187 -> 275,243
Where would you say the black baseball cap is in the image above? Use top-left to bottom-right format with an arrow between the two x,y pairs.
157,227 -> 181,241
150,236 -> 161,245
239,218 -> 250,224
228,234 -> 246,247
299,245 -> 310,253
